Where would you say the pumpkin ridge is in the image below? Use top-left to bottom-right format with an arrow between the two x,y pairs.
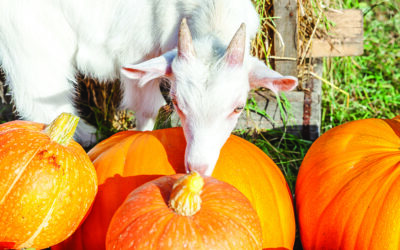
363,181 -> 394,248
113,206 -> 174,247
384,117 -> 400,138
219,134 -> 294,247
69,143 -> 95,180
339,171 -> 391,248
195,179 -> 262,249
243,139 -> 287,244
193,207 -> 259,249
227,136 -> 262,203
89,131 -> 137,165
124,133 -> 151,176
194,209 -> 230,248
138,208 -> 177,249
69,151 -> 94,233
207,205 -> 260,244
359,161 -> 400,248
302,150 -> 398,191
314,154 -> 400,248
204,207 -> 261,248
154,212 -> 184,249
17,148 -> 70,249
185,212 -> 206,250
0,146 -> 41,205
95,133 -> 141,183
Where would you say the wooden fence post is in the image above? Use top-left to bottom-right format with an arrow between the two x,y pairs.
273,0 -> 298,77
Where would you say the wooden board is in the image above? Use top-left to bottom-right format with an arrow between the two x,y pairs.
273,0 -> 298,76
236,59 -> 322,140
308,9 -> 364,57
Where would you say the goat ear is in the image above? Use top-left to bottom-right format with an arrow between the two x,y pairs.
248,57 -> 298,94
121,50 -> 177,87
224,23 -> 246,67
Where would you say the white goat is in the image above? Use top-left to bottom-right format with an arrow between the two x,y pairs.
0,0 -> 297,175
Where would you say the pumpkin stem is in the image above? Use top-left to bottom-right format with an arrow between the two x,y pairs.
44,113 -> 79,146
169,172 -> 204,216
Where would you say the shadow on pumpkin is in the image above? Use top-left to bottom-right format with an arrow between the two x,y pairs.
52,174 -> 163,250
263,248 -> 290,250
384,116 -> 400,138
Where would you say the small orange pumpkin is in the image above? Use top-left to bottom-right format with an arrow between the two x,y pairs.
55,127 -> 295,249
106,172 -> 263,249
296,116 -> 400,249
0,113 -> 98,249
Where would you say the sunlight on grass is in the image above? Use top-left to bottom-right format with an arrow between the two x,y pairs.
321,0 -> 400,132
236,129 -> 312,193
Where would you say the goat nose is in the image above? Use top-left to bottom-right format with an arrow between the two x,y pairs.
187,163 -> 209,176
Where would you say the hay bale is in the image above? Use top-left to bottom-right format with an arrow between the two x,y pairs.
0,68 -> 17,122
74,74 -> 135,139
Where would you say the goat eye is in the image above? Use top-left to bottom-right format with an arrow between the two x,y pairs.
233,106 -> 244,114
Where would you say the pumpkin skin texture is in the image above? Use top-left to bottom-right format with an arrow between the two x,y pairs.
295,116 -> 400,250
0,113 -> 98,249
106,173 -> 263,249
55,127 -> 295,250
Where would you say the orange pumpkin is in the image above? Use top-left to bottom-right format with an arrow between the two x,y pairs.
296,116 -> 400,249
55,127 -> 295,250
0,113 -> 98,249
106,172 -> 263,249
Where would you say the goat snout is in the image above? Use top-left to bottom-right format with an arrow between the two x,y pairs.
184,146 -> 221,176
186,163 -> 212,176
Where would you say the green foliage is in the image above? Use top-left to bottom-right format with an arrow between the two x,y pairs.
321,0 -> 400,132
236,129 -> 312,193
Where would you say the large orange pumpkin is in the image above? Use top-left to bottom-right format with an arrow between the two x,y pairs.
296,116 -> 400,249
0,113 -> 98,249
106,172 -> 263,249
55,127 -> 295,250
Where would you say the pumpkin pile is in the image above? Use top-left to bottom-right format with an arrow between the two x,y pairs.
55,127 -> 296,250
6,113 -> 397,249
0,113 -> 98,249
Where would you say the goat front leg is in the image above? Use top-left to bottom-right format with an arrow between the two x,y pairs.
121,78 -> 166,131
2,57 -> 97,146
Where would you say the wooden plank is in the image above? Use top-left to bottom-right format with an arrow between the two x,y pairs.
233,60 -> 323,140
237,91 -> 305,130
234,90 -> 321,140
308,9 -> 363,57
273,0 -> 298,76
301,59 -> 322,140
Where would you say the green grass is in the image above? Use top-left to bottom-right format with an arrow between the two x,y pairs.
321,0 -> 400,131
236,129 -> 312,193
